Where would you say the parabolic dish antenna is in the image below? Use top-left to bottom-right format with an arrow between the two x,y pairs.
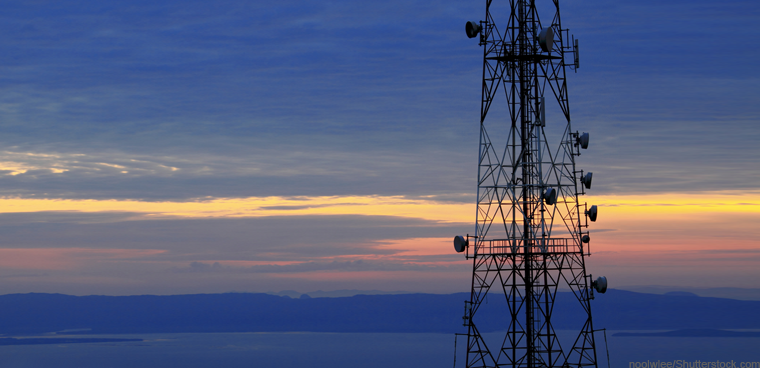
593,276 -> 608,293
465,21 -> 481,39
538,27 -> 554,52
587,205 -> 598,222
453,235 -> 468,253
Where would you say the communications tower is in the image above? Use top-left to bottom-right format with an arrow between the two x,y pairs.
453,1 -> 608,367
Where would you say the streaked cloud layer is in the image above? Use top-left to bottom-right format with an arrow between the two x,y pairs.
0,192 -> 757,294
0,195 -> 473,222
0,0 -> 756,294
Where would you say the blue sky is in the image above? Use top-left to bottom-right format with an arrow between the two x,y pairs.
0,0 -> 757,295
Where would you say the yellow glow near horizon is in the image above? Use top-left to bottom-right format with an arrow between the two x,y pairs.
581,192 -> 760,253
0,195 -> 474,223
587,192 -> 760,215
0,191 -> 757,224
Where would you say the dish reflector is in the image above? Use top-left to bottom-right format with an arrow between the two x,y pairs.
454,235 -> 468,253
581,234 -> 590,243
586,205 -> 598,222
466,21 -> 481,39
592,276 -> 608,293
581,172 -> 593,189
578,132 -> 589,149
544,187 -> 557,205
538,27 -> 554,52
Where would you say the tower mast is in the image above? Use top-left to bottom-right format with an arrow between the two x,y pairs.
455,1 -> 607,367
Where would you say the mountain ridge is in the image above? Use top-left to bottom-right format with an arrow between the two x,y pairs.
0,289 -> 757,335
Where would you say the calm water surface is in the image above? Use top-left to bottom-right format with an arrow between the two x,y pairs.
0,331 -> 757,367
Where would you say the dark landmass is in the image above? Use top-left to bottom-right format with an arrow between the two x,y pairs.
618,286 -> 760,301
613,329 -> 760,337
0,337 -> 143,346
663,291 -> 699,297
0,290 -> 758,335
269,289 -> 415,298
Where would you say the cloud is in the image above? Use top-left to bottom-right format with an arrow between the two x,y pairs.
0,0 -> 756,294
0,248 -> 166,271
0,142 -> 475,199
0,195 -> 476,224
0,0 -> 755,202
0,212 -> 468,258
179,259 -> 460,274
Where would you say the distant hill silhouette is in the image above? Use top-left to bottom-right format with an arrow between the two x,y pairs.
613,329 -> 760,337
0,290 -> 757,335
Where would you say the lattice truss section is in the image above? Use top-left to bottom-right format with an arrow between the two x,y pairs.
464,254 -> 598,368
461,0 -> 600,367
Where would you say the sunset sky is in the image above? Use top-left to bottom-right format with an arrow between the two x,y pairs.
0,0 -> 757,295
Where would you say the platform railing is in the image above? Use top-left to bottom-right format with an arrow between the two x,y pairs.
475,237 -> 581,255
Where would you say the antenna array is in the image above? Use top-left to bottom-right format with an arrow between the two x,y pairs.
455,1 -> 607,367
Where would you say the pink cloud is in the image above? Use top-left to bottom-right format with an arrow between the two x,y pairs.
0,248 -> 166,270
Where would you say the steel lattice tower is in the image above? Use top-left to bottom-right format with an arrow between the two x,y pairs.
454,1 -> 607,367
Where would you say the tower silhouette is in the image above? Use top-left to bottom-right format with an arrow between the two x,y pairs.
455,1 -> 607,367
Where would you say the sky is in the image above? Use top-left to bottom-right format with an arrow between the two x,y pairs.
0,0 -> 757,296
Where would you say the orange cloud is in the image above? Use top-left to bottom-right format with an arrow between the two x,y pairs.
584,192 -> 760,253
0,248 -> 166,270
372,237 -> 458,256
0,191 -> 756,278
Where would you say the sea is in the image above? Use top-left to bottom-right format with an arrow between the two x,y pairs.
0,331 -> 758,368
